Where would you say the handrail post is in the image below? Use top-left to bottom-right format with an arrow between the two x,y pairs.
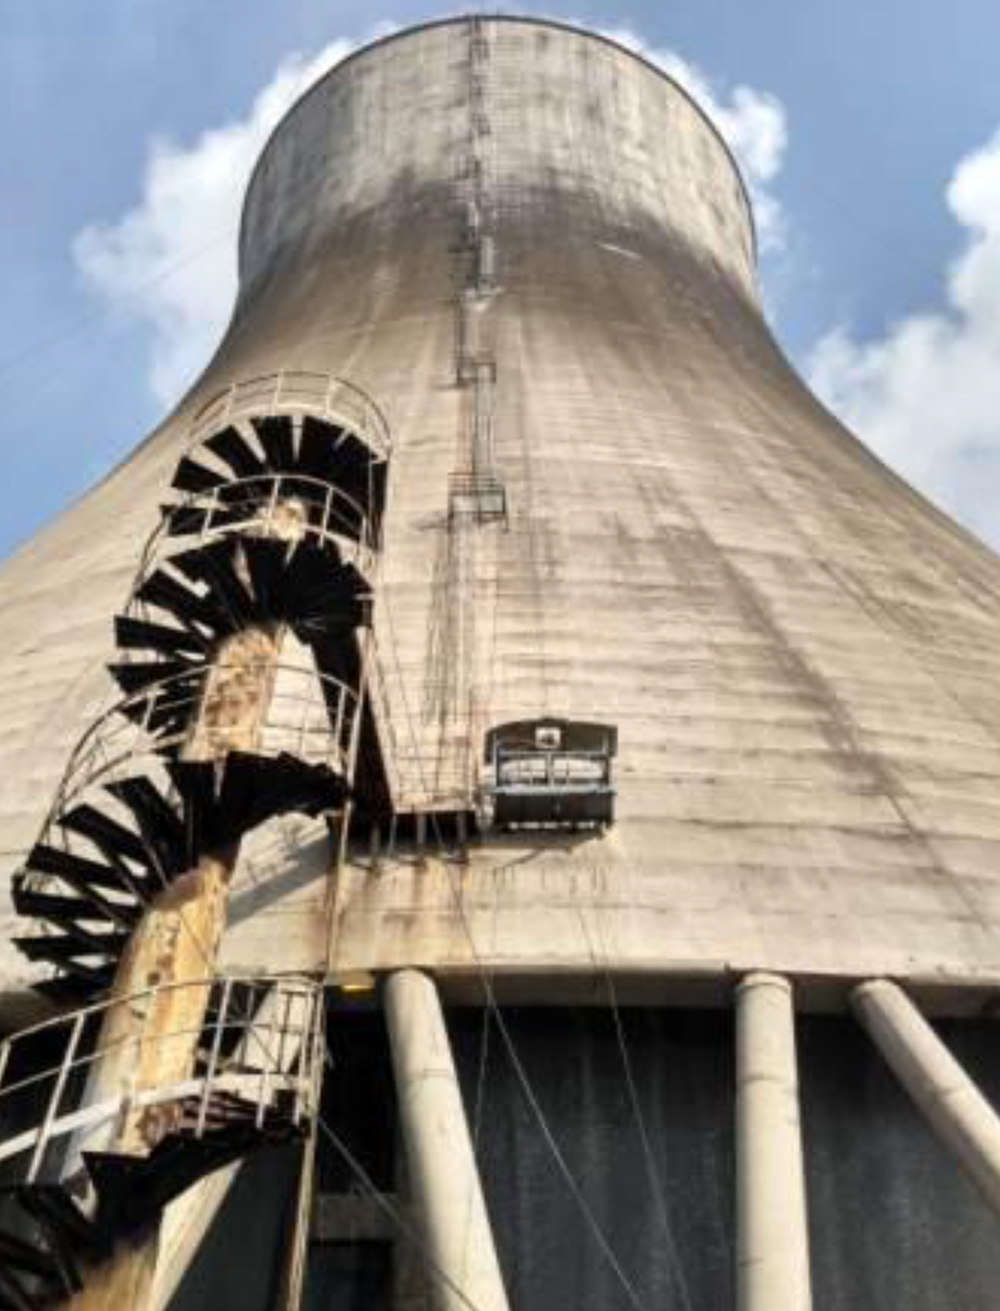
196,977 -> 233,1138
27,1010 -> 87,1183
323,482 -> 333,542
332,681 -> 346,763
257,986 -> 278,1130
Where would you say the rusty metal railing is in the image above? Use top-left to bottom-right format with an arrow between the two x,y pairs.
0,975 -> 324,1183
187,371 -> 390,462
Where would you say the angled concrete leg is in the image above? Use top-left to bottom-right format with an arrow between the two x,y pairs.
736,973 -> 813,1311
853,978 -> 1000,1216
150,1164 -> 241,1311
384,970 -> 510,1311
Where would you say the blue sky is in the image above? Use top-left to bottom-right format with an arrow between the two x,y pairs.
3,1 -> 1000,559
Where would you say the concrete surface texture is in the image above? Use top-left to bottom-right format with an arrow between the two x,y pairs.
3,17 -> 1000,1014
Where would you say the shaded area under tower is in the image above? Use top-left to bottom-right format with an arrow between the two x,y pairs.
145,1006 -> 1000,1311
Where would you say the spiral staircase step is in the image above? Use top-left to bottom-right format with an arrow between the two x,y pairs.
171,456 -> 225,496
173,540 -> 257,625
24,845 -> 132,896
250,414 -> 295,471
11,883 -> 123,928
162,502 -> 210,536
135,568 -> 227,634
106,657 -> 195,699
13,924 -> 127,962
203,425 -> 261,479
104,776 -> 187,876
114,615 -> 207,659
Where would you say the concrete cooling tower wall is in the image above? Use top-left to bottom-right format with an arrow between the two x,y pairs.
3,16 -> 1000,1311
1,17 -> 1000,1002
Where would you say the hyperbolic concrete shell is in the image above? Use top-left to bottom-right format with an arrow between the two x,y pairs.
3,17 -> 1000,1013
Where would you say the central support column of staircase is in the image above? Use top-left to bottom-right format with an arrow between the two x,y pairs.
65,624 -> 285,1307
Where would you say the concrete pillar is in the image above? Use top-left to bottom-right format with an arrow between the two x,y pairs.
736,973 -> 813,1311
384,969 -> 510,1311
150,1165 -> 241,1311
852,978 -> 1000,1216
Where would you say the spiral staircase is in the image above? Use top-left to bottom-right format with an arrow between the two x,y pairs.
0,373 -> 392,1306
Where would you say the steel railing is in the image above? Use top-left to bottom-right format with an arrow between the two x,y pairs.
131,473 -> 378,588
187,371 -> 391,462
0,975 -> 324,1183
53,660 -> 359,811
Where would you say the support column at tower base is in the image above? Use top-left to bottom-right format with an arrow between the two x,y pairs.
852,978 -> 1000,1216
736,972 -> 813,1311
384,968 -> 510,1311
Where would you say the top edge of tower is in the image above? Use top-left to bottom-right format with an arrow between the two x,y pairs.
236,13 -> 758,281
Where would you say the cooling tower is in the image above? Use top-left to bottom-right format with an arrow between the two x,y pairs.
3,16 -> 1000,1311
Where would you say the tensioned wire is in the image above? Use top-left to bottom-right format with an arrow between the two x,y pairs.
39,558 -> 654,1310
51,817 -> 495,1311
0,227 -> 236,387
575,905 -> 696,1311
32,303 -> 649,1311
376,580 -> 654,1311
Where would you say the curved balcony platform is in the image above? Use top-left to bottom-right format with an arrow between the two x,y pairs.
187,371 -> 391,464
153,473 -> 377,569
173,384 -> 388,547
0,976 -> 322,1309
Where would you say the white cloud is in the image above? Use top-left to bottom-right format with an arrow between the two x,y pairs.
73,36 -> 365,406
808,129 -> 1000,548
600,28 -> 789,250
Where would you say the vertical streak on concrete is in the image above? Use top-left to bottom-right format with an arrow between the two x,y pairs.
736,972 -> 813,1311
384,969 -> 510,1311
852,978 -> 1000,1215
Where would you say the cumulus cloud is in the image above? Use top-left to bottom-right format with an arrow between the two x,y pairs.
600,27 -> 789,250
808,129 -> 1000,548
73,35 -> 366,406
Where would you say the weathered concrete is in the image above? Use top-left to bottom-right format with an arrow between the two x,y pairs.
3,18 -> 1000,1012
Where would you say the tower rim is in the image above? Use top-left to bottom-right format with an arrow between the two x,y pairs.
236,12 -> 759,280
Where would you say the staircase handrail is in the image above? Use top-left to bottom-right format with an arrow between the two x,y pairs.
187,371 -> 391,461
